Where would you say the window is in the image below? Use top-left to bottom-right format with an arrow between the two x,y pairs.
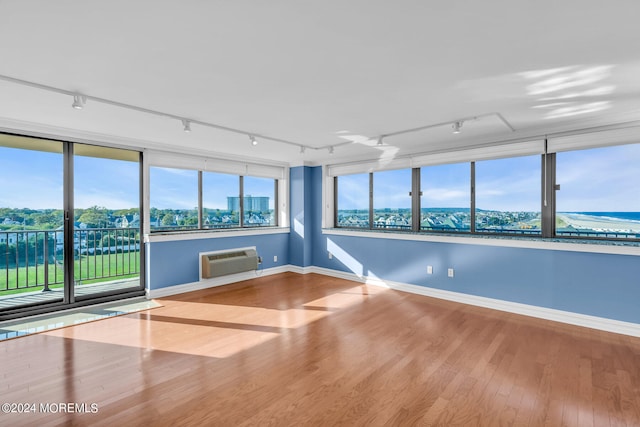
203,172 -> 239,229
373,169 -> 412,230
243,176 -> 276,227
149,166 -> 279,232
555,144 -> 640,239
420,163 -> 470,232
149,167 -> 198,231
330,134 -> 638,242
475,155 -> 541,235
336,174 -> 370,228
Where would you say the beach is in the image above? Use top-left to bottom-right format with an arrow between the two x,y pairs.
558,213 -> 640,232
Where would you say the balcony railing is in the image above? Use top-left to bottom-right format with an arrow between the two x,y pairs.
1,227 -> 140,296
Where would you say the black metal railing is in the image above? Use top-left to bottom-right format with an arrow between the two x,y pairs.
556,230 -> 640,239
1,227 -> 140,296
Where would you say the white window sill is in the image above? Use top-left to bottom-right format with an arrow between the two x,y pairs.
146,227 -> 289,243
322,228 -> 640,256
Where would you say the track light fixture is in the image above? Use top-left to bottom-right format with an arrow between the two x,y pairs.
0,73 -> 521,159
72,95 -> 86,110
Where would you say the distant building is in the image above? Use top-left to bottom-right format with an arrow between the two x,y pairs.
227,196 -> 269,212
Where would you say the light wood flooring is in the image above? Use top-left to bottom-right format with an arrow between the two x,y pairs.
1,272 -> 639,426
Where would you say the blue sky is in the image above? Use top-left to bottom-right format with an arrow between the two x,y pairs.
337,148 -> 640,212
150,168 -> 275,210
338,157 -> 542,211
2,144 -> 639,212
0,146 -> 276,210
556,144 -> 640,212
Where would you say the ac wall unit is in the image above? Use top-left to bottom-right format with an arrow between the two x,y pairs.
200,247 -> 259,279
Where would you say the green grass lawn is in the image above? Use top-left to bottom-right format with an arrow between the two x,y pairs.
1,252 -> 140,296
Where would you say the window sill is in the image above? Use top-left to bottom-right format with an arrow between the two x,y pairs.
145,227 -> 289,243
323,228 -> 640,256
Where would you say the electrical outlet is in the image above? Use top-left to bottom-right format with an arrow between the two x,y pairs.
328,252 -> 333,259
448,268 -> 454,278
427,265 -> 433,274
273,255 -> 278,262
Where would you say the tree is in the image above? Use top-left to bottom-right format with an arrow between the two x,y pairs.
183,216 -> 198,226
34,212 -> 59,228
78,206 -> 109,228
161,213 -> 174,227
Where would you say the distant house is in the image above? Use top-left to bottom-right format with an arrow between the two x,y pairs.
114,213 -> 140,228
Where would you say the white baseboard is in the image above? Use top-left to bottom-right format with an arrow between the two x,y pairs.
147,264 -> 640,338
286,265 -> 315,275
305,266 -> 640,338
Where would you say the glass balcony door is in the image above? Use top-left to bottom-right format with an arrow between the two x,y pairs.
72,144 -> 143,302
0,134 -> 144,320
0,135 -> 65,315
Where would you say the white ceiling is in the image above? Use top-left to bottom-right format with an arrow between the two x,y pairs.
1,1 -> 640,166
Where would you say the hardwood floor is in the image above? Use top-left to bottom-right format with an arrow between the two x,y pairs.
1,272 -> 639,426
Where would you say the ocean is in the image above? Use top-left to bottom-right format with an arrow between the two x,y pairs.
564,212 -> 640,222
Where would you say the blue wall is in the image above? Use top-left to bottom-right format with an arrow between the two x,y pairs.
312,234 -> 640,323
147,232 -> 289,289
146,165 -> 640,325
289,166 -> 314,267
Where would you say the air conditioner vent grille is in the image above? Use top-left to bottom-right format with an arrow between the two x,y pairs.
200,248 -> 258,279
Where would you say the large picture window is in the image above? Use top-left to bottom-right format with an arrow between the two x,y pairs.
373,169 -> 411,230
336,173 -> 370,228
149,167 -> 198,231
203,172 -> 240,229
243,176 -> 276,227
420,163 -> 470,232
555,144 -> 640,239
475,155 -> 541,235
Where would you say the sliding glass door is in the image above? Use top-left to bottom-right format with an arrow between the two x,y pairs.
72,144 -> 143,301
0,135 -> 65,313
0,134 -> 144,319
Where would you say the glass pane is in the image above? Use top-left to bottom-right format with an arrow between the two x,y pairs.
203,172 -> 240,229
149,167 -> 198,231
421,163 -> 470,232
373,169 -> 411,230
475,155 -> 541,235
0,136 -> 64,307
556,144 -> 640,238
243,176 -> 276,227
336,174 -> 369,228
74,145 -> 141,297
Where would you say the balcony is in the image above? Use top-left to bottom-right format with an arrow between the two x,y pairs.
1,227 -> 141,309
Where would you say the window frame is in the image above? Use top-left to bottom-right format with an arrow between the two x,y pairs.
332,141 -> 640,243
149,165 -> 280,233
